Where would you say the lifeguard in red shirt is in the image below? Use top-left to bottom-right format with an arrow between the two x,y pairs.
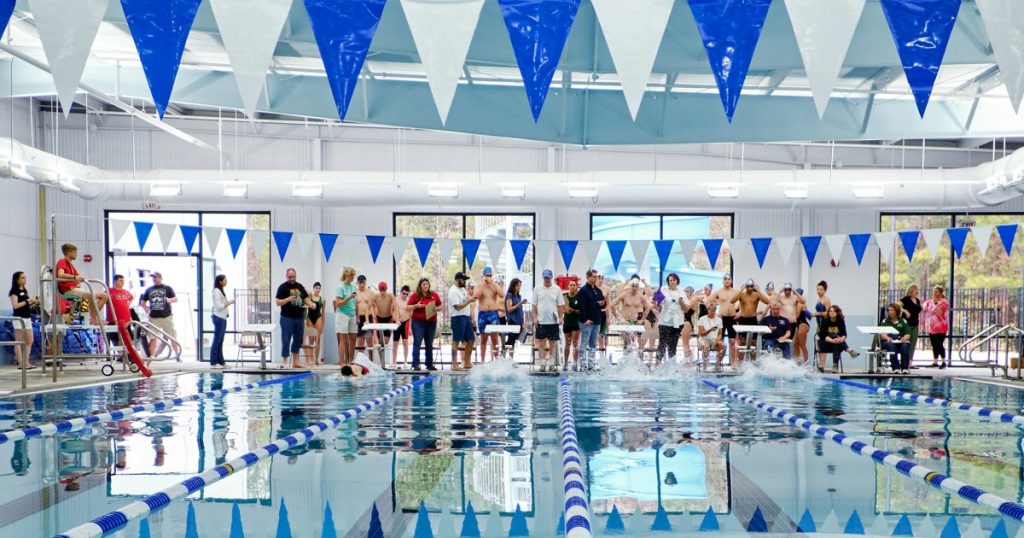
55,243 -> 107,325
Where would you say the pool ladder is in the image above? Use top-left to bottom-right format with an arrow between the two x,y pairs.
957,324 -> 1021,378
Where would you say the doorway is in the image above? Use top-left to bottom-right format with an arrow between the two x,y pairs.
109,254 -> 200,359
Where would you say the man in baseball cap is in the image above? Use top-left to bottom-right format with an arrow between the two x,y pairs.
448,271 -> 476,369
533,269 -> 565,371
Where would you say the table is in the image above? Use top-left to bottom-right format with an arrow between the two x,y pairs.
240,324 -> 276,369
363,323 -> 400,367
734,324 -> 771,361
858,326 -> 900,373
485,325 -> 522,360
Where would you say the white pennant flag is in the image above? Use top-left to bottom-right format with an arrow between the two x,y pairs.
875,231 -> 896,264
629,240 -> 650,271
206,227 -> 225,256
209,0 -> 293,118
110,219 -> 131,248
784,0 -> 865,117
392,237 -> 411,264
534,240 -> 554,270
674,239 -> 690,268
824,234 -> 847,264
401,0 -> 484,124
296,233 -> 315,260
486,239 -> 506,266
592,0 -> 674,120
155,223 -> 178,253
249,231 -> 269,255
438,238 -> 458,265
972,226 -> 994,257
775,236 -> 797,263
920,228 -> 946,261
977,0 -> 1024,112
582,240 -> 604,268
27,0 -> 108,118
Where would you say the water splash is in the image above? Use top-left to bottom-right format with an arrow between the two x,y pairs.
738,352 -> 814,381
353,353 -> 389,377
467,359 -> 529,383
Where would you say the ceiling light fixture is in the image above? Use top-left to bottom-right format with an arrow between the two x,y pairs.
500,183 -> 526,199
292,183 -> 323,198
567,183 -> 599,199
852,184 -> 885,199
149,182 -> 182,197
223,182 -> 248,198
427,183 -> 459,198
707,183 -> 740,198
783,183 -> 808,199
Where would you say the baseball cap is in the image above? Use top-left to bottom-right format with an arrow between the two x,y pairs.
783,282 -> 793,290
151,272 -> 162,278
378,281 -> 388,290
455,272 -> 469,281
483,267 -> 493,276
357,275 -> 367,282
542,269 -> 553,278
765,282 -> 775,290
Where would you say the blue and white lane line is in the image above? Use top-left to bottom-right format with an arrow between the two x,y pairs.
702,379 -> 1024,522
0,372 -> 313,444
825,377 -> 1024,426
559,377 -> 593,538
54,375 -> 437,538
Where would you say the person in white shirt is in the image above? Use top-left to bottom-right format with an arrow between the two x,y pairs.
448,272 -> 477,371
655,273 -> 686,364
210,274 -> 235,369
698,302 -> 726,371
532,269 -> 566,372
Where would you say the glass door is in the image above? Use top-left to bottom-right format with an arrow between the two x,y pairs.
200,257 -> 217,363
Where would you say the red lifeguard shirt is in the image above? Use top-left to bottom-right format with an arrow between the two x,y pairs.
108,288 -> 134,323
55,258 -> 79,294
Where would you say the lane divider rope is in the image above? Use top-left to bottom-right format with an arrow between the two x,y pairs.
559,377 -> 593,538
824,377 -> 1024,426
702,379 -> 1024,522
54,374 -> 438,538
1,372 -> 313,444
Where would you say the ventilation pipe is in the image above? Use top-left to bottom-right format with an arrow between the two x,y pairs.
0,137 -> 104,199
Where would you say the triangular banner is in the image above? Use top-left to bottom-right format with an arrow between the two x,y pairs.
582,240 -> 604,269
304,0 -> 388,120
134,221 -> 154,251
319,233 -> 339,262
824,234 -> 847,264
179,225 -> 201,254
365,235 -> 385,264
413,237 -> 434,267
876,231 -> 898,264
296,233 -> 315,260
206,227 -> 225,256
687,0 -> 772,121
749,237 -> 772,268
784,0 -> 865,117
879,0 -> 962,117
272,231 -> 293,262
28,0 -> 108,118
155,222 -> 177,253
400,0 -> 484,124
653,239 -> 675,272
921,228 -> 946,261
702,238 -> 724,269
534,240 -> 554,271
630,240 -> 650,271
510,239 -> 531,271
437,238 -> 458,265
800,236 -> 822,266
679,239 -> 699,263
461,238 -> 482,268
898,230 -> 920,263
606,240 -> 627,273
591,0 -> 674,120
775,236 -> 797,263
849,233 -> 872,265
120,0 -> 204,118
557,240 -> 579,272
392,237 -> 411,264
226,228 -> 247,259
486,239 -> 506,266
110,219 -> 131,248
497,0 -> 583,121
947,227 -> 969,259
996,223 -> 1018,256
977,0 -> 1024,112
0,0 -> 14,37
972,225 -> 993,257
209,0 -> 293,118
249,230 -> 269,253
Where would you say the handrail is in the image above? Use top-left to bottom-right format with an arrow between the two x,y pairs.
957,324 -> 1000,362
0,316 -> 31,389
964,325 -> 1018,364
128,320 -> 182,362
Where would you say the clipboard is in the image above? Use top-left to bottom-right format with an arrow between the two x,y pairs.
425,301 -> 437,320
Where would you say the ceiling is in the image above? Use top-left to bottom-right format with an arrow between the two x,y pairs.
2,0 -> 1024,146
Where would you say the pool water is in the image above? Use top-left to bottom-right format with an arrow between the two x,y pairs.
1,369 -> 1023,537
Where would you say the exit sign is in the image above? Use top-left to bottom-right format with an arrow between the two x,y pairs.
959,219 -> 976,227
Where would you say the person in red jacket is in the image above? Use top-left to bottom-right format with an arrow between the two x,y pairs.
405,278 -> 442,371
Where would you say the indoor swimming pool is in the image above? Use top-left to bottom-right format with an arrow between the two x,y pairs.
2,368 -> 1023,537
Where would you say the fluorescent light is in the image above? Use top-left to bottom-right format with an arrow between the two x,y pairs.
707,183 -> 740,198
500,183 -> 526,198
852,184 -> 885,198
783,183 -> 808,199
567,183 -> 599,198
292,183 -> 323,198
427,183 -> 459,198
149,182 -> 182,197
223,182 -> 248,198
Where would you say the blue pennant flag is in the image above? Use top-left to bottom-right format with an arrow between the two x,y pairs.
939,516 -> 960,538
879,0 -> 962,117
898,230 -> 920,263
139,518 -> 152,538
848,233 -> 871,265
120,0 -> 203,118
651,505 -> 671,532
186,502 -> 199,538
413,238 -> 434,268
698,507 -> 719,532
230,503 -> 245,538
272,231 -> 293,262
367,503 -> 383,538
510,240 -> 531,270
996,224 -> 1018,255
226,228 -> 247,259
750,237 -> 772,268
605,506 -> 625,534
461,239 -> 482,268
276,498 -> 293,538
687,0 -> 772,121
509,504 -> 529,536
892,514 -> 913,536
179,225 -> 201,254
990,519 -> 1008,538
558,240 -> 578,270
461,502 -> 481,538
303,0 -> 387,120
366,235 -> 386,264
843,510 -> 864,535
800,236 -> 822,266
654,240 -> 675,273
796,509 -> 816,532
319,233 -> 339,261
947,227 -> 969,259
134,221 -> 154,250
321,502 -> 337,538
0,1 -> 15,37
497,0 -> 583,121
606,240 -> 627,272
414,502 -> 433,538
703,238 -> 724,269
746,507 -> 768,533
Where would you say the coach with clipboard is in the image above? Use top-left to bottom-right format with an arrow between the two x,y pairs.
406,277 -> 443,371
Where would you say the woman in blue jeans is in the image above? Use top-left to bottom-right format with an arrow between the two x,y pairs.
405,278 -> 442,371
210,274 -> 234,368
880,303 -> 912,374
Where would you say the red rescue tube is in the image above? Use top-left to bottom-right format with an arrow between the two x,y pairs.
117,322 -> 152,377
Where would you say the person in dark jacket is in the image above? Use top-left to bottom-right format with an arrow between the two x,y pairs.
576,269 -> 606,371
817,305 -> 860,373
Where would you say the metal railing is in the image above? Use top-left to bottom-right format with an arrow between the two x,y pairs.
235,289 -> 272,326
0,316 -> 31,389
956,324 -> 1017,376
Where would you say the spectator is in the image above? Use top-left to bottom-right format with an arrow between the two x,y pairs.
577,270 -> 606,371
922,285 -> 950,369
448,272 -> 476,371
274,268 -> 314,369
333,267 -> 358,366
532,269 -> 565,372
504,278 -> 528,348
900,284 -> 922,368
8,271 -> 37,369
562,279 -> 581,371
697,302 -> 725,371
880,303 -> 913,374
817,305 -> 859,373
406,278 -> 441,371
210,274 -> 234,369
760,302 -> 792,359
55,243 -> 107,325
142,272 -> 179,357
